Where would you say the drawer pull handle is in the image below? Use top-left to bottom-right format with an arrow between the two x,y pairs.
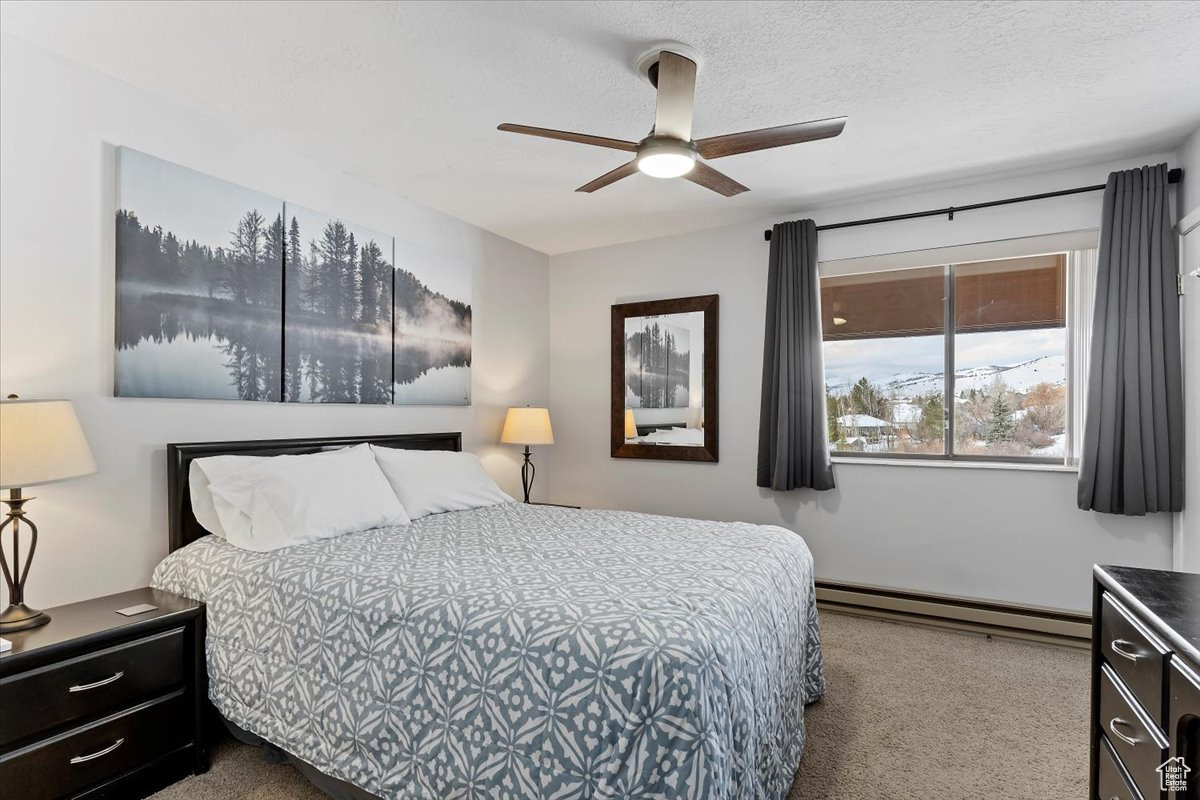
68,671 -> 124,692
1110,639 -> 1140,662
1108,717 -> 1140,747
69,737 -> 125,764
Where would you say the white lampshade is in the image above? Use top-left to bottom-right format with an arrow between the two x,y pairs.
500,407 -> 554,446
0,399 -> 97,489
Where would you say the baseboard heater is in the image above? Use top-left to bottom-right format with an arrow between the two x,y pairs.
815,579 -> 1091,648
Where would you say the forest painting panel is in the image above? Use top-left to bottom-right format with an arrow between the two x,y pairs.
283,205 -> 393,404
392,243 -> 472,405
625,316 -> 691,408
115,147 -> 283,401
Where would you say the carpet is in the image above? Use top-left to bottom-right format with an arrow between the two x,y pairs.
150,611 -> 1089,800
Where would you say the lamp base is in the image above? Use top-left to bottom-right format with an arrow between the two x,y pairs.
0,603 -> 50,633
520,445 -> 535,504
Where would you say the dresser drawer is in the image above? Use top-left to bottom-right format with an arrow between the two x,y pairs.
0,691 -> 187,800
1101,594 -> 1170,728
1171,658 -> 1200,730
0,627 -> 185,749
1170,659 -> 1199,799
1097,735 -> 1142,800
1100,664 -> 1168,800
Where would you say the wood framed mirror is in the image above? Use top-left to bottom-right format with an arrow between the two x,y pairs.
611,294 -> 718,462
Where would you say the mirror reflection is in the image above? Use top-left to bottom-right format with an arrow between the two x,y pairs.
622,310 -> 706,447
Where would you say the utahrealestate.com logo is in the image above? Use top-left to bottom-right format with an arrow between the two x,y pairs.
1159,756 -> 1191,792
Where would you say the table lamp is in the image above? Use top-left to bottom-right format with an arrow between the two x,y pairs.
500,407 -> 554,503
0,397 -> 96,632
624,409 -> 637,440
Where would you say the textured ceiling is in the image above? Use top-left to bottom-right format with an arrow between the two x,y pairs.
2,1 -> 1198,254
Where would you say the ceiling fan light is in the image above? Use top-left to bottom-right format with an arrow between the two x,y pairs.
637,152 -> 695,178
636,140 -> 696,178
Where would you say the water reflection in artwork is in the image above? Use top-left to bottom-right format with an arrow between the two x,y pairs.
115,148 -> 283,401
392,243 -> 472,405
114,147 -> 472,405
282,204 -> 394,404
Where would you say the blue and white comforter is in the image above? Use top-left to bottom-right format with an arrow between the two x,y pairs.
152,503 -> 825,799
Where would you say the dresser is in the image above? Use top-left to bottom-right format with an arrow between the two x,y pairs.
0,588 -> 207,799
1091,565 -> 1200,800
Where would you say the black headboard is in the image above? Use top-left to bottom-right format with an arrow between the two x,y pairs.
167,432 -> 462,552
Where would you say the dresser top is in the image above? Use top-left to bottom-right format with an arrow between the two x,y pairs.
1096,565 -> 1200,665
0,587 -> 202,673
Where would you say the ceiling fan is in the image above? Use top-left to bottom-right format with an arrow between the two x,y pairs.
498,43 -> 846,197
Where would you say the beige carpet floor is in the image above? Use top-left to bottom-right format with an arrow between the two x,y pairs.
151,612 -> 1089,800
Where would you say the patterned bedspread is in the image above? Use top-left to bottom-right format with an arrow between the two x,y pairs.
152,503 -> 825,799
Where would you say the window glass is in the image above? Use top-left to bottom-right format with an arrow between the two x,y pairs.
822,267 -> 946,455
952,255 -> 1066,458
821,253 -> 1070,462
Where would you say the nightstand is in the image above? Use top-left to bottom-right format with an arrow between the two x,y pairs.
0,587 -> 206,799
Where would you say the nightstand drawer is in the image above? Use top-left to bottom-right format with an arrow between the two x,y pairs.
1100,594 -> 1169,729
0,691 -> 187,800
1100,664 -> 1168,800
0,627 -> 185,749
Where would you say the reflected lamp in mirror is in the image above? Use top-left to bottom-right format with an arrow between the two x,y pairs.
611,295 -> 718,462
0,397 -> 97,632
500,407 -> 554,503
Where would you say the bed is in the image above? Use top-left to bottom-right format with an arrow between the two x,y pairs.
151,433 -> 825,799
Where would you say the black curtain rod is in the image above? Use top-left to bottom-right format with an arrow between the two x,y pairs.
763,167 -> 1183,241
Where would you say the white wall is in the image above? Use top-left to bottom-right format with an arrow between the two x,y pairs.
549,155 -> 1180,612
1175,125 -> 1200,573
0,36 -> 550,609
1178,127 -> 1200,217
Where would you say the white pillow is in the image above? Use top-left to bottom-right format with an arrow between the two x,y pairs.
189,455 -> 266,538
189,449 -> 348,538
207,444 -> 410,552
370,445 -> 513,519
643,427 -> 704,445
670,426 -> 705,445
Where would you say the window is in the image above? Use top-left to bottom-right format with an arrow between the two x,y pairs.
822,250 -> 1079,464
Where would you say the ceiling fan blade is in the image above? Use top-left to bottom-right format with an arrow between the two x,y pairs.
683,161 -> 749,197
498,123 -> 638,152
653,51 -> 697,141
576,161 -> 639,193
695,116 -> 847,160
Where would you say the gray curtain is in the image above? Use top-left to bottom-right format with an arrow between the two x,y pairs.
757,219 -> 835,491
1078,163 -> 1184,515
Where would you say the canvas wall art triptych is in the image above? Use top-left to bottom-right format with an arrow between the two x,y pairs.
114,147 -> 471,405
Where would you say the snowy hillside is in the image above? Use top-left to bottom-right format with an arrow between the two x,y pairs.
829,354 -> 1065,398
